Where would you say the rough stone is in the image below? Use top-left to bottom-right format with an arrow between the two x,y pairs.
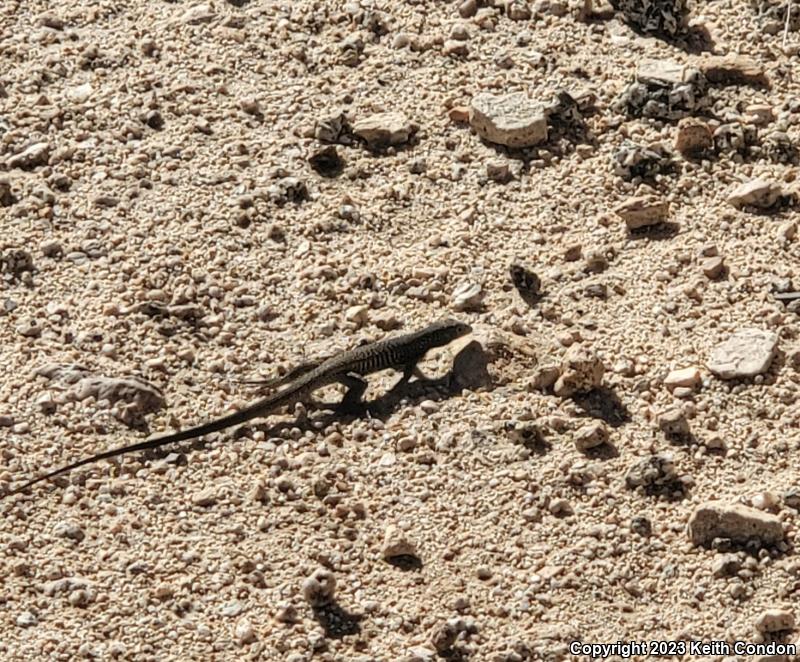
315,110 -> 350,143
301,568 -> 336,607
0,178 -> 15,206
553,345 -> 605,397
235,619 -> 257,645
674,118 -> 713,156
192,488 -> 217,507
714,122 -> 758,156
613,141 -> 675,179
614,195 -> 669,229
16,611 -> 39,627
469,92 -> 548,148
574,421 -> 609,451
637,59 -> 698,87
625,453 -> 676,488
615,60 -> 708,120
509,263 -> 541,300
755,609 -> 796,633
707,329 -> 778,379
658,407 -> 690,438
429,622 -> 458,653
687,501 -> 784,547
452,282 -> 484,312
701,256 -> 725,279
664,366 -> 701,390
449,336 -> 491,391
609,0 -> 690,36
381,525 -> 418,560
7,142 -> 50,170
181,3 -> 215,25
711,553 -> 742,578
1,249 -> 34,278
66,83 -> 94,104
352,112 -> 413,148
696,54 -> 768,86
727,179 -> 792,210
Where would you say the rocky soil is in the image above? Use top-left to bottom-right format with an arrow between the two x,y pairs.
2,0 -> 800,660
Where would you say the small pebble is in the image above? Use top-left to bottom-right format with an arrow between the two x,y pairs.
302,569 -> 336,606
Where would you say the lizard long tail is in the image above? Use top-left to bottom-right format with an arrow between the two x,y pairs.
7,380 -> 310,496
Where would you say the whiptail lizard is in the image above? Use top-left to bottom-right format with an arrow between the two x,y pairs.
9,318 -> 472,495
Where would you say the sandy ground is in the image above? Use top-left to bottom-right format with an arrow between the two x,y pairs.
2,0 -> 800,660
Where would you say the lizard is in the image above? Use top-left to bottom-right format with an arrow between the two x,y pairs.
8,318 -> 472,495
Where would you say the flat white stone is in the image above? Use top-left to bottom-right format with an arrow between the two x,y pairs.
614,195 -> 669,229
727,178 -> 783,209
352,112 -> 412,147
637,59 -> 699,86
664,366 -> 701,389
7,142 -> 49,169
688,501 -> 783,546
181,3 -> 215,24
707,328 -> 777,379
469,92 -> 548,148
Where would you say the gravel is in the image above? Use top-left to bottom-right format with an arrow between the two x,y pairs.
1,0 -> 800,659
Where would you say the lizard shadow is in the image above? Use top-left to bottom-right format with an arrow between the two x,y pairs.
288,371 -> 463,428
147,369 -> 469,462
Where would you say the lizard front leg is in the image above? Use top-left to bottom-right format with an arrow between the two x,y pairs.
336,372 -> 369,414
391,362 -> 426,389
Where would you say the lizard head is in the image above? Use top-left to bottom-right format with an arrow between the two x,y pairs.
427,317 -> 472,346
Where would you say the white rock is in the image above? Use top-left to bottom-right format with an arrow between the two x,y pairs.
7,142 -> 50,170
181,3 -> 215,24
381,525 -> 418,560
637,59 -> 700,86
751,491 -> 779,511
469,92 -> 548,148
664,366 -> 701,389
352,112 -> 412,148
574,421 -> 608,451
192,488 -> 217,507
344,304 -> 369,325
553,345 -> 605,397
235,619 -> 257,645
614,195 -> 669,230
755,609 -> 795,633
745,103 -> 775,126
53,521 -> 84,541
66,83 -> 94,103
687,501 -> 784,546
408,645 -> 437,661
727,178 -> 787,209
16,611 -> 38,628
707,328 -> 778,379
452,281 -> 483,311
